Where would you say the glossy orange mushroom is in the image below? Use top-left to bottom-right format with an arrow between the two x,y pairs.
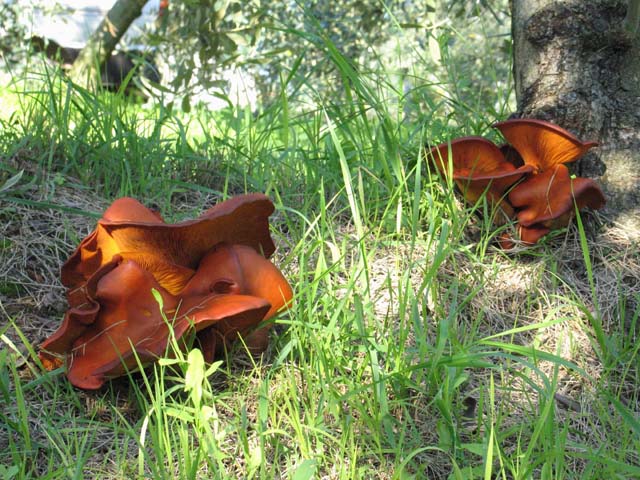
39,258 -> 121,372
428,119 -> 606,246
40,195 -> 293,389
508,164 -> 606,243
429,136 -> 533,220
61,193 -> 276,294
68,257 -> 272,389
182,244 -> 293,362
493,119 -> 598,173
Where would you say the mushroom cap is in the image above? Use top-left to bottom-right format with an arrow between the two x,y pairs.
428,136 -> 533,221
39,257 -> 122,371
493,119 -> 598,173
41,245 -> 294,389
183,243 -> 294,360
508,164 -> 606,229
53,257 -> 272,389
41,195 -> 293,389
430,136 -> 533,183
61,194 -> 277,294
182,243 -> 293,319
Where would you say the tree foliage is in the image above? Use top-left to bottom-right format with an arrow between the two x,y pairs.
0,1 -> 28,64
149,0 -> 510,110
3,0 -> 509,115
152,0 -> 264,93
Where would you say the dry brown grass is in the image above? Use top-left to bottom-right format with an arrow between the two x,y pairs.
356,210 -> 640,475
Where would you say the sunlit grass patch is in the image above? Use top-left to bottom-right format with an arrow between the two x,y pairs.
1,2 -> 639,478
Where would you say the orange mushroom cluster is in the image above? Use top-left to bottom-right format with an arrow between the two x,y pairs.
40,194 -> 293,389
428,118 -> 606,245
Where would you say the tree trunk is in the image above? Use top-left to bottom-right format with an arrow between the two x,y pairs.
511,0 -> 640,228
69,0 -> 148,89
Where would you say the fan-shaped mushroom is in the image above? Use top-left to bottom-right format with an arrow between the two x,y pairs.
40,195 -> 293,389
61,194 -> 276,293
428,118 -> 606,246
493,119 -> 598,173
508,164 -> 606,243
429,136 -> 533,220
64,257 -> 272,389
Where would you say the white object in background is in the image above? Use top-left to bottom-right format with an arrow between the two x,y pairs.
17,0 -> 160,50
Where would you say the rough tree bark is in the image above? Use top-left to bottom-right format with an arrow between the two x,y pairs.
511,0 -> 640,228
69,0 -> 148,89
